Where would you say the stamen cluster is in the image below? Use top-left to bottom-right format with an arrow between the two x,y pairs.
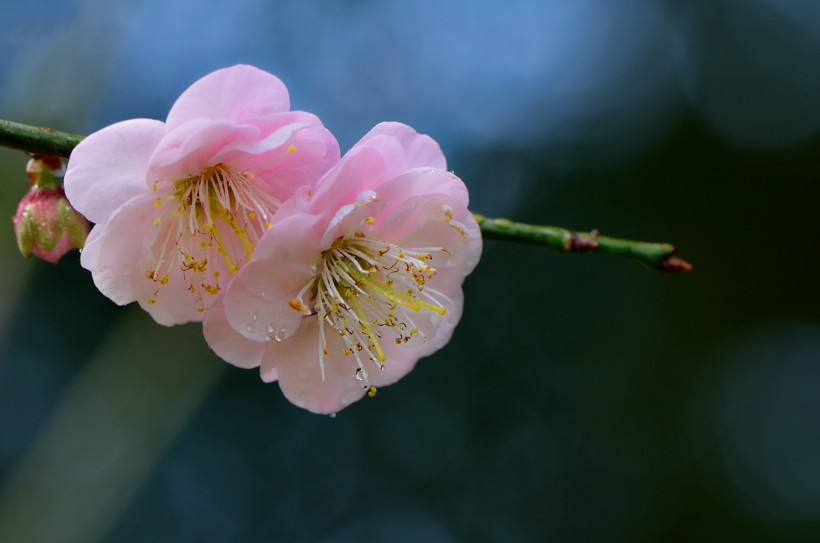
146,163 -> 280,310
304,235 -> 447,389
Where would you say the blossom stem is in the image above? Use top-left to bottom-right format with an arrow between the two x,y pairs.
0,119 -> 692,272
0,119 -> 83,157
473,214 -> 692,272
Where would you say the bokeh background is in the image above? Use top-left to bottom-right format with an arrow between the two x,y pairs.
1,1 -> 819,541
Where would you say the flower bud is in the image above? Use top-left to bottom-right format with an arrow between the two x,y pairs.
13,157 -> 89,264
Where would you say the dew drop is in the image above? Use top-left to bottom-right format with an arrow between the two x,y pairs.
355,368 -> 364,381
273,325 -> 287,342
264,323 -> 276,342
251,314 -> 258,321
245,324 -> 253,333
329,413 -> 336,418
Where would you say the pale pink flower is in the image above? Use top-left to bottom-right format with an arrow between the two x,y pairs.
64,65 -> 340,325
204,123 -> 482,413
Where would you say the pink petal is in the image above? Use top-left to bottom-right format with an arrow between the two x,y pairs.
224,212 -> 325,342
148,118 -> 260,180
215,111 -> 340,179
79,194 -> 157,306
203,295 -> 266,369
309,124 -> 447,216
260,359 -> 278,384
166,65 -> 290,128
65,119 -> 165,224
384,193 -> 483,278
268,319 -> 369,414
137,271 -> 211,326
373,168 -> 470,218
311,143 -> 390,214
357,122 -> 447,170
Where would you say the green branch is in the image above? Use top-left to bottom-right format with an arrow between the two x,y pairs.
0,119 -> 692,273
0,120 -> 84,157
474,215 -> 692,272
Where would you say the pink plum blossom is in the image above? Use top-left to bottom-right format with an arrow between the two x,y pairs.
204,122 -> 482,413
64,65 -> 340,325
14,158 -> 89,264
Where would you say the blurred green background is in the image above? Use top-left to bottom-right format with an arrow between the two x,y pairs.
1,1 -> 819,541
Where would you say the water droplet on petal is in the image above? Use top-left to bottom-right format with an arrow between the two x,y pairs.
251,314 -> 257,321
264,323 -> 277,342
355,368 -> 364,381
273,325 -> 287,342
329,413 -> 336,418
245,324 -> 253,333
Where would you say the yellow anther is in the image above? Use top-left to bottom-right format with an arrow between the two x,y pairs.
365,216 -> 375,225
288,145 -> 296,154
153,218 -> 161,227
155,198 -> 162,207
367,386 -> 378,398
289,298 -> 311,314
146,299 -> 156,305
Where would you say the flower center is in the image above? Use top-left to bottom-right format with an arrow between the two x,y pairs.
146,163 -> 279,311
291,230 -> 449,394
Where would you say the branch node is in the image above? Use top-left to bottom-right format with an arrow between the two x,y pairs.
564,231 -> 600,253
656,255 -> 693,273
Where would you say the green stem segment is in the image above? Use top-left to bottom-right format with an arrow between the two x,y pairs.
473,214 -> 692,272
0,119 -> 692,273
0,119 -> 84,157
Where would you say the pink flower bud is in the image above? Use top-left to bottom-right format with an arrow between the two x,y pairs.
13,159 -> 89,264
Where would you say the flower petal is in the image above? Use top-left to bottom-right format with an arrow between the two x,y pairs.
269,319 -> 369,414
65,119 -> 165,224
311,143 -> 390,214
357,121 -> 447,170
224,212 -> 325,342
149,118 -> 260,180
79,194 -> 157,306
309,124 -> 447,215
166,65 -> 289,128
203,295 -> 266,369
215,111 -> 340,179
